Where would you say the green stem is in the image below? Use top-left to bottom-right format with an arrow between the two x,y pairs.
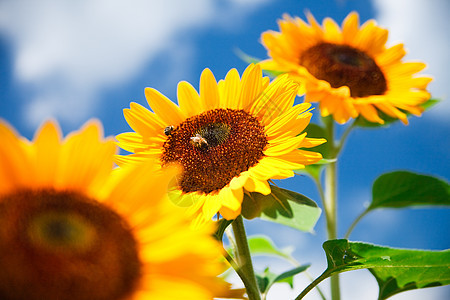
232,215 -> 261,300
336,120 -> 355,153
344,209 -> 370,239
295,270 -> 333,300
304,271 -> 328,300
285,255 -> 327,300
323,117 -> 340,300
313,174 -> 326,216
222,246 -> 258,299
326,161 -> 341,300
298,119 -> 354,299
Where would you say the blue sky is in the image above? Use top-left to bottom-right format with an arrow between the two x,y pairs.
0,0 -> 449,299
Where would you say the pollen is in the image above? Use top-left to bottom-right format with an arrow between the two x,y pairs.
299,42 -> 387,97
0,189 -> 141,300
161,108 -> 267,194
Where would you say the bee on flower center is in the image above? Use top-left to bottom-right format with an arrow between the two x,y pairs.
164,125 -> 174,136
190,134 -> 208,148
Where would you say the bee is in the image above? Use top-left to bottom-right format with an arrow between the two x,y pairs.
190,134 -> 208,148
164,125 -> 174,136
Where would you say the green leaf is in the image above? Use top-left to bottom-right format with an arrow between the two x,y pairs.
370,269 -> 445,300
298,164 -> 322,181
256,268 -> 277,294
241,185 -> 321,232
272,264 -> 310,287
248,236 -> 310,294
256,265 -> 310,294
295,123 -> 331,179
299,239 -> 450,299
369,171 -> 450,210
297,158 -> 335,180
421,98 -> 440,110
345,171 -> 450,239
233,48 -> 285,78
303,123 -> 330,158
234,48 -> 262,64
247,235 -> 294,261
354,98 -> 440,128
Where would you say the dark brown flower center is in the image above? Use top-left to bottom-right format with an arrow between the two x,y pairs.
299,42 -> 387,97
161,108 -> 267,194
0,189 -> 141,300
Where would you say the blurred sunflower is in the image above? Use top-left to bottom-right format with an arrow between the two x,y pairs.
116,64 -> 325,224
0,120 -> 232,300
260,12 -> 432,124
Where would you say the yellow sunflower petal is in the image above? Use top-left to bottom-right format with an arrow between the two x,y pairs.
229,172 -> 250,190
265,103 -> 312,138
178,81 -> 203,117
375,102 -> 408,124
306,12 -> 324,37
202,193 -> 222,221
387,62 -> 427,77
244,175 -> 271,195
317,93 -> 340,116
218,68 -> 242,109
355,103 -> 385,124
323,17 -> 341,43
275,149 -> 322,166
185,193 -> 208,216
342,11 -> 359,43
114,152 -> 160,167
219,205 -> 241,220
354,20 -> 388,56
116,132 -> 164,153
248,157 -> 294,180
142,277 -> 213,300
105,162 -> 178,212
200,68 -> 220,109
123,102 -> 164,137
376,43 -> 406,66
265,133 -> 307,156
0,121 -> 33,193
251,74 -> 299,123
240,64 -> 263,110
145,88 -> 185,125
219,186 -> 243,212
33,121 -> 62,187
56,120 -> 117,192
300,137 -> 327,148
290,149 -> 323,165
415,77 -> 434,90
261,156 -> 306,170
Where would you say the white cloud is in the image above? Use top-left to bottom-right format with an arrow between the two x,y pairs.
372,0 -> 450,121
0,0 -> 270,128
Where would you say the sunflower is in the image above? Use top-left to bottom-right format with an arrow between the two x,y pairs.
0,119 -> 231,300
260,12 -> 432,124
116,64 -> 325,224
